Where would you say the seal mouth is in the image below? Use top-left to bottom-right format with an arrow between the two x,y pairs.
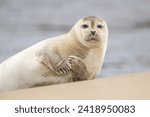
87,38 -> 99,43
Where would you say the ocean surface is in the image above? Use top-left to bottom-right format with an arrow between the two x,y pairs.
0,0 -> 150,77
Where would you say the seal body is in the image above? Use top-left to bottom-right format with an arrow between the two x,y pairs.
0,16 -> 108,91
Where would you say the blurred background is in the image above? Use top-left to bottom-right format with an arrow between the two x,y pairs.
0,0 -> 150,77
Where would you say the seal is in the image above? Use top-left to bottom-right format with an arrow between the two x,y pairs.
0,16 -> 108,91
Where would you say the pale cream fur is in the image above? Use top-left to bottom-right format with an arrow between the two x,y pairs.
0,16 -> 108,91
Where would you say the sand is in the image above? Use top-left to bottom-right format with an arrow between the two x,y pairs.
0,71 -> 150,100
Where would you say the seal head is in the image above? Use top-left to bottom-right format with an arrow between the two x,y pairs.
73,16 -> 108,49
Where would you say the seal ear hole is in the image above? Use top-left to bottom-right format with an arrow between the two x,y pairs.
97,24 -> 103,29
82,24 -> 89,29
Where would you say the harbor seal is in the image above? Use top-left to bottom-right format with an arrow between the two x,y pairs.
0,16 -> 108,91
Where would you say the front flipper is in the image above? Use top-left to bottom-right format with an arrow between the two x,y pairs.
35,48 -> 71,75
54,59 -> 71,75
68,55 -> 90,81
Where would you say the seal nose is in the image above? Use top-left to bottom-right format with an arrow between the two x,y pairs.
90,31 -> 96,36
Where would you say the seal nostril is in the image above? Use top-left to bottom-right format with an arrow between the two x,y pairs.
90,31 -> 96,36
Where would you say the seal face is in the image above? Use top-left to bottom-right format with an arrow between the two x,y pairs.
75,16 -> 108,48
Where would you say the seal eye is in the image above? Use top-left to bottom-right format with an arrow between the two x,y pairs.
97,24 -> 103,29
82,24 -> 89,29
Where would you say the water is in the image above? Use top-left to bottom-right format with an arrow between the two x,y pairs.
0,0 -> 150,77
